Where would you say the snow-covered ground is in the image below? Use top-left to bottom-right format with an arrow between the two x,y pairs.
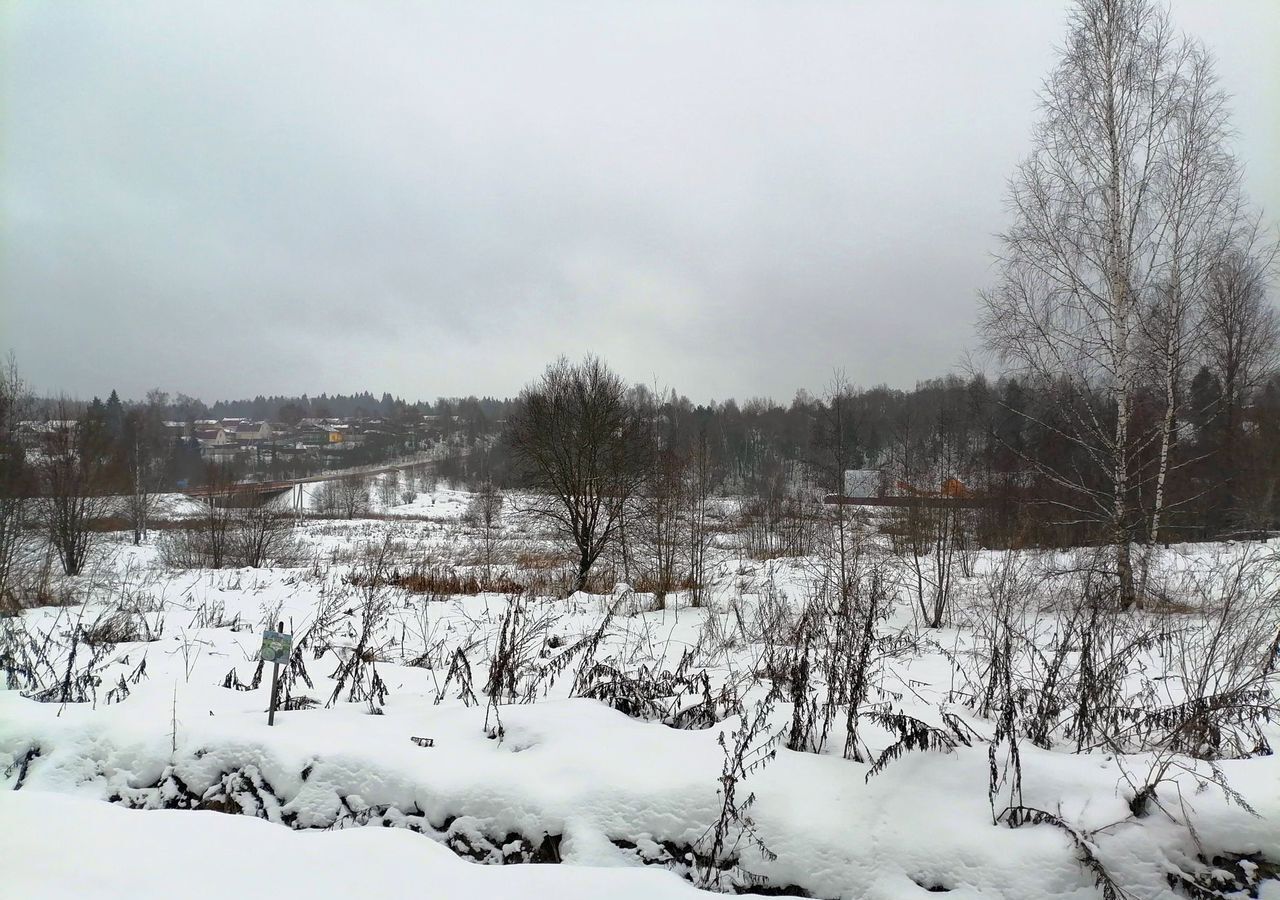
378,483 -> 475,520
3,490 -> 1278,899
0,790 -> 707,899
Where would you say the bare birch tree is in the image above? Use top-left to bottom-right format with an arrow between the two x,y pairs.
1142,45 -> 1242,545
980,0 -> 1241,606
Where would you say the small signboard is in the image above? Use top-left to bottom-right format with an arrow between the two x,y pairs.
259,630 -> 293,664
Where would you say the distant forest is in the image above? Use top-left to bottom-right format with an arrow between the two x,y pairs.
99,390 -> 514,426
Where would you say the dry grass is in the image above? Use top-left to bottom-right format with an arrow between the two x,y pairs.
513,549 -> 572,571
630,573 -> 700,595
1140,594 -> 1200,615
347,564 -> 525,596
87,516 -> 199,533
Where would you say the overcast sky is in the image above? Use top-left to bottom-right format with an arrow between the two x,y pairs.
3,1 -> 1277,404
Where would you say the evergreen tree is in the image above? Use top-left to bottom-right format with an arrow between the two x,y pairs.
104,390 -> 124,440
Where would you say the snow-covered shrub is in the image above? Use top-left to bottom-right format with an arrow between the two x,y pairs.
378,471 -> 400,508
188,597 -> 239,631
81,602 -> 164,646
313,475 -> 370,520
0,612 -> 142,704
158,507 -> 303,570
692,691 -> 782,891
0,533 -> 59,614
575,651 -> 737,729
326,536 -> 400,711
1151,547 -> 1280,758
228,506 -> 304,569
484,592 -> 558,704
156,527 -> 209,569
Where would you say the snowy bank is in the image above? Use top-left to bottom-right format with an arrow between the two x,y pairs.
0,790 -> 710,900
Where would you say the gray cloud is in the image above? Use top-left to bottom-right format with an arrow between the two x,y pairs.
3,0 -> 1277,403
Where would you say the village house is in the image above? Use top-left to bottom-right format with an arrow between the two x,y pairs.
230,421 -> 273,445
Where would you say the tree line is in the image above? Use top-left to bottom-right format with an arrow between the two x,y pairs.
495,349 -> 1277,598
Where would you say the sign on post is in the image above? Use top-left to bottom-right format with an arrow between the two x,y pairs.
260,623 -> 292,726
259,629 -> 293,664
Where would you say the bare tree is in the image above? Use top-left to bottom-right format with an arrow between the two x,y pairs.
378,469 -> 401,508
1200,237 -> 1279,528
889,407 -> 970,628
685,425 -> 717,608
809,372 -> 859,618
316,473 -> 370,519
162,470 -> 299,570
193,462 -> 237,569
1204,242 -> 1279,420
231,503 -> 301,568
1141,45 -> 1243,545
0,356 -> 36,606
339,473 -> 371,519
466,479 -> 504,582
980,0 -> 1243,606
37,399 -> 113,576
507,355 -> 647,593
124,389 -> 172,545
637,387 -> 688,605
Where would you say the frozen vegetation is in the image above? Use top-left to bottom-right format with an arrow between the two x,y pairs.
3,483 -> 1278,899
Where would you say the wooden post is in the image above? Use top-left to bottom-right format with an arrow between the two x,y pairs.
267,620 -> 283,726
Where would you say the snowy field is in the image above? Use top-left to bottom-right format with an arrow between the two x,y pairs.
3,486 -> 1279,899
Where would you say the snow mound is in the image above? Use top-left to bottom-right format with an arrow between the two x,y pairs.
0,790 -> 710,900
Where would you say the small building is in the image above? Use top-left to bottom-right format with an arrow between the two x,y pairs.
843,469 -> 887,498
195,427 -> 231,446
232,422 -> 273,445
